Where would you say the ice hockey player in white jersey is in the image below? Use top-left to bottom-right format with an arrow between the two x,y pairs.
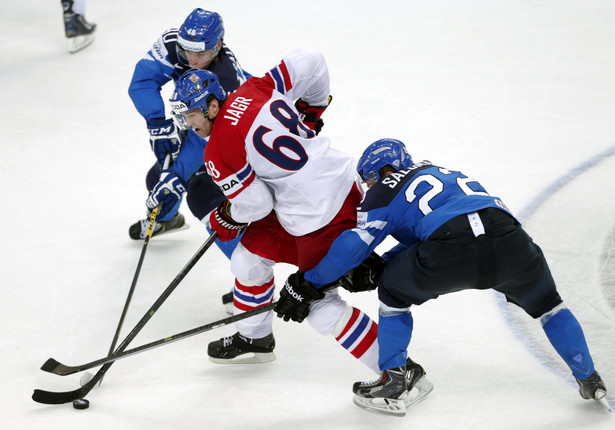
149,50 -> 434,411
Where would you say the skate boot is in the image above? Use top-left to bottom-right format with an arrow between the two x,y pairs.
353,366 -> 409,416
62,1 -> 96,53
577,370 -> 607,400
129,212 -> 187,240
208,332 -> 275,364
404,358 -> 434,408
353,358 -> 433,416
221,290 -> 234,315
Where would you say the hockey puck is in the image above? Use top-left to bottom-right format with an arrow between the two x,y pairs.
73,399 -> 90,410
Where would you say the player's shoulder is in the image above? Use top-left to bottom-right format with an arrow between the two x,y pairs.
358,162 -> 435,211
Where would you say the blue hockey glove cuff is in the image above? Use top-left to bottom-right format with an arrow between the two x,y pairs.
147,118 -> 181,167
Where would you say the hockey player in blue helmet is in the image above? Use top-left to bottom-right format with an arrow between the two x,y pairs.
138,68 -> 237,313
275,138 -> 608,415
356,138 -> 413,187
176,9 -> 225,70
128,8 -> 249,242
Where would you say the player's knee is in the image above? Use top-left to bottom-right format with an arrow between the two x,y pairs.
231,243 -> 275,283
306,291 -> 347,335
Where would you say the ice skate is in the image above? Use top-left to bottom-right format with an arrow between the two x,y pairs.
208,332 -> 275,364
352,358 -> 433,417
64,12 -> 97,53
404,358 -> 434,408
576,371 -> 611,412
128,212 -> 188,240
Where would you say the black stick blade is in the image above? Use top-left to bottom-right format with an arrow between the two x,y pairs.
40,358 -> 61,373
32,386 -> 87,404
41,358 -> 80,376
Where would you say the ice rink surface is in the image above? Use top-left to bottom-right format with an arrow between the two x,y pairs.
1,1 -> 614,428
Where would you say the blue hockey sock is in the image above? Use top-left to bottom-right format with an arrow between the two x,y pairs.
377,308 -> 413,370
206,225 -> 242,260
541,307 -> 594,379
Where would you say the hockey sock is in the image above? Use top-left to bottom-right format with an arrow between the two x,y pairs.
541,307 -> 594,380
333,307 -> 379,373
378,305 -> 413,371
234,276 -> 275,338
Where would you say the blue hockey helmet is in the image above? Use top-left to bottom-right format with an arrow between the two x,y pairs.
357,138 -> 413,183
177,9 -> 224,63
169,69 -> 227,128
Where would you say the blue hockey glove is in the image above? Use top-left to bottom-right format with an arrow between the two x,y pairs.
275,272 -> 325,323
146,118 -> 181,167
146,170 -> 186,219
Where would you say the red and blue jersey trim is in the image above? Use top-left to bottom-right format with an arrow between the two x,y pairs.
267,60 -> 293,94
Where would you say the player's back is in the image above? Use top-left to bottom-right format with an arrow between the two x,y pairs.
207,76 -> 357,236
362,163 -> 510,241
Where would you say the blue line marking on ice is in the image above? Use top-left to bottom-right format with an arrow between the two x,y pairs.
496,144 -> 615,388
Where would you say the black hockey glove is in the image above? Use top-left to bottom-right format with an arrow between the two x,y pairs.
275,272 -> 325,323
295,95 -> 332,135
340,252 -> 387,293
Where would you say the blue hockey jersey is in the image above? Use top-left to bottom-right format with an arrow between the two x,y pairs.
128,28 -> 248,121
304,161 -> 515,288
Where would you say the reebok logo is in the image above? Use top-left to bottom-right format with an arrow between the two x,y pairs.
285,284 -> 303,302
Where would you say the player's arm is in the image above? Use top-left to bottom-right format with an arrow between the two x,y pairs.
127,32 -> 176,120
304,209 -> 391,288
266,49 -> 332,134
170,131 -> 206,182
204,135 -> 274,240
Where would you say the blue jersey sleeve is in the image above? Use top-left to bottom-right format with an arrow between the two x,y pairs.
170,130 -> 207,183
128,29 -> 189,120
304,203 -> 396,288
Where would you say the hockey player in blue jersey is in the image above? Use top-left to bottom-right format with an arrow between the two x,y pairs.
127,8 -> 248,253
274,138 -> 608,416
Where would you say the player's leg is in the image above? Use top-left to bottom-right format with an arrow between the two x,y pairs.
207,241 -> 277,364
61,0 -> 96,53
208,213 -> 296,364
493,227 -> 607,401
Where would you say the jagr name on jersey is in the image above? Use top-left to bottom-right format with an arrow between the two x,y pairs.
223,97 -> 253,125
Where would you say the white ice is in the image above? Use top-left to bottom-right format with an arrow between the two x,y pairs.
1,1 -> 614,429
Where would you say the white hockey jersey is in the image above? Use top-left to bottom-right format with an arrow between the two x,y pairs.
204,49 -> 358,236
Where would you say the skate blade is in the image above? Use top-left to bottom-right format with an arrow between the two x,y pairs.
406,376 -> 434,408
68,34 -> 95,53
208,351 -> 276,365
597,396 -> 613,413
352,394 -> 407,417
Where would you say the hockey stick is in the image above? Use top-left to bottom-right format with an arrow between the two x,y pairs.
41,283 -> 340,376
32,232 -> 218,405
106,154 -> 171,362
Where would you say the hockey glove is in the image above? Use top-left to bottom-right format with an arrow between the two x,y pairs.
146,170 -> 186,219
340,252 -> 387,293
147,118 -> 181,167
275,272 -> 325,323
209,200 -> 248,242
295,95 -> 332,135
